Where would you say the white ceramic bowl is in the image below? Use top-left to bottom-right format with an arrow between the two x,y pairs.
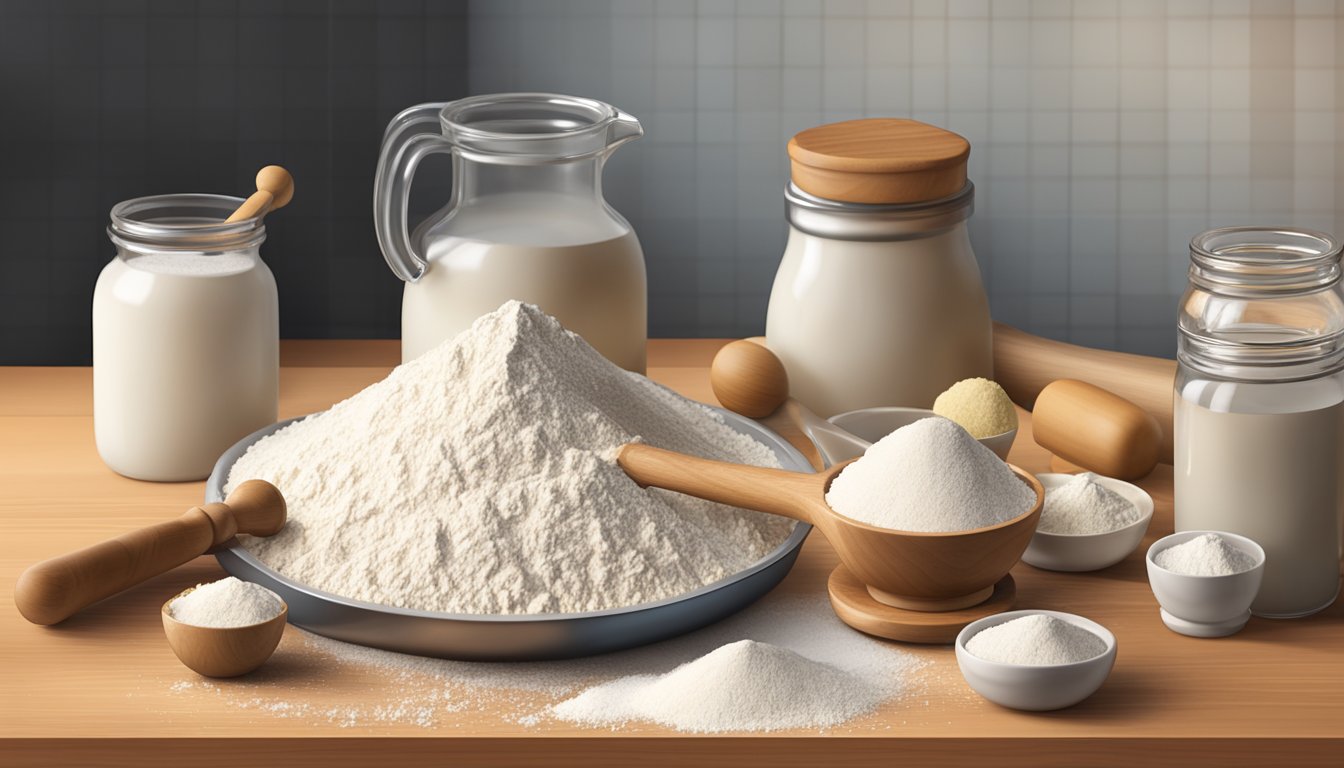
1021,474 -> 1154,572
955,609 -> 1117,711
828,407 -> 1017,460
1145,530 -> 1265,638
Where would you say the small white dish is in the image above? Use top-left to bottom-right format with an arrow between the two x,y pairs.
827,407 -> 1017,461
1145,530 -> 1265,638
955,609 -> 1117,711
1021,474 -> 1154,572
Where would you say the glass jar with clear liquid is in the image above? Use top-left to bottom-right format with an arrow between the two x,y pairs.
374,93 -> 648,371
1175,227 -> 1344,618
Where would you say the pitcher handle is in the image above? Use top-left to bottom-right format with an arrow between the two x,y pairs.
373,103 -> 450,283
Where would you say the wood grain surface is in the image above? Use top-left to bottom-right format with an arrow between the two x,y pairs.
1,340 -> 1341,767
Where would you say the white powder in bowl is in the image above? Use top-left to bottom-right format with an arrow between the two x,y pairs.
551,639 -> 884,732
169,577 -> 283,628
824,417 -> 1037,532
1155,533 -> 1258,576
1039,473 -> 1141,534
225,301 -> 794,615
965,614 -> 1106,666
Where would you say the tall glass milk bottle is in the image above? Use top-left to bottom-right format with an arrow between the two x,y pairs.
94,195 -> 279,481
1175,227 -> 1344,618
765,119 -> 992,416
374,93 -> 647,371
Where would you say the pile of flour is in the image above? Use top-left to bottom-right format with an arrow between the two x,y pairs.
1155,533 -> 1258,576
1039,473 -> 1141,534
825,417 -> 1036,532
226,301 -> 794,615
552,640 -> 884,732
169,577 -> 283,628
965,614 -> 1107,665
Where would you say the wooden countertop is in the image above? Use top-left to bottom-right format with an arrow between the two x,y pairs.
2,340 -> 1340,767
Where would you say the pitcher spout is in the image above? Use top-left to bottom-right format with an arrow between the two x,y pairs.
607,111 -> 643,151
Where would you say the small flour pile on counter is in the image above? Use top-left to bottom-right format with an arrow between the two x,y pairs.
169,577 -> 282,628
1039,473 -> 1141,534
226,301 -> 794,615
164,590 -> 926,731
552,640 -> 883,732
1155,533 -> 1258,576
965,614 -> 1106,665
825,417 -> 1036,532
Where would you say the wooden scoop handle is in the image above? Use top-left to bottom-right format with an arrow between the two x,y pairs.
618,444 -> 820,524
14,480 -> 285,626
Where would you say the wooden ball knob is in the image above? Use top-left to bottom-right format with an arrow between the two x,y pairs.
224,478 -> 287,537
225,165 -> 294,223
1032,379 -> 1162,481
254,165 -> 294,209
711,339 -> 790,419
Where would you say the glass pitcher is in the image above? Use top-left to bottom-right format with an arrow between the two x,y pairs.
373,93 -> 648,371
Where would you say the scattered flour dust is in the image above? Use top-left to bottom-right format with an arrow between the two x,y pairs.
225,301 -> 794,615
164,591 -> 928,732
825,417 -> 1036,532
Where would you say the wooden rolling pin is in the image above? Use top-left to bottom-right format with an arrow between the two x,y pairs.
14,480 -> 286,626
992,322 -> 1176,463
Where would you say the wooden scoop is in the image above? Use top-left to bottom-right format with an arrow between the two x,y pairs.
711,339 -> 870,467
14,480 -> 286,626
225,165 -> 294,223
619,444 -> 1043,611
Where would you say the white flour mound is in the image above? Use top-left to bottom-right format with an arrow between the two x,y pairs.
169,577 -> 282,628
1039,473 -> 1141,534
965,614 -> 1107,666
551,639 -> 885,732
225,301 -> 794,615
1155,533 -> 1258,576
825,417 -> 1036,532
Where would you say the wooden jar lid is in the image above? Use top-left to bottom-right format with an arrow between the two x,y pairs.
787,118 -> 970,204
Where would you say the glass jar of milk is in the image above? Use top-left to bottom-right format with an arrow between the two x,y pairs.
1175,226 -> 1344,618
374,93 -> 647,371
93,194 -> 279,482
766,119 -> 992,415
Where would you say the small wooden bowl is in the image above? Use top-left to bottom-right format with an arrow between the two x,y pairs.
162,587 -> 287,678
825,465 -> 1044,611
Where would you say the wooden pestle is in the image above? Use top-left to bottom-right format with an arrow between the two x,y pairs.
14,480 -> 286,626
225,166 -> 294,223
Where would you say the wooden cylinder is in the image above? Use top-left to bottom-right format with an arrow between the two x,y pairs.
992,322 -> 1175,463
1032,379 -> 1164,481
786,118 -> 969,204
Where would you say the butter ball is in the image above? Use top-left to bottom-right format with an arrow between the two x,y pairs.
933,378 -> 1018,438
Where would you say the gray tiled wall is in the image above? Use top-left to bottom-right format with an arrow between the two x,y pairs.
4,1 -> 1343,363
470,0 -> 1344,357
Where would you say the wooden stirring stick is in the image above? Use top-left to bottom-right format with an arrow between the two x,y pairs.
14,480 -> 286,626
225,165 -> 294,223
